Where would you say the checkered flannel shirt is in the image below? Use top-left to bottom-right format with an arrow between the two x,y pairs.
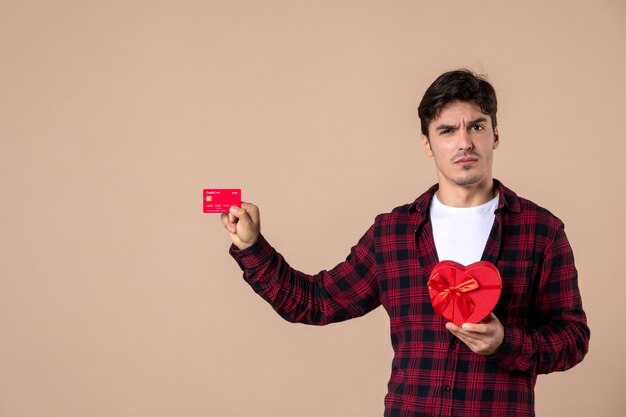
230,180 -> 589,417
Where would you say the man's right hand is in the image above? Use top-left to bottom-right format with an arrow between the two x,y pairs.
220,202 -> 261,250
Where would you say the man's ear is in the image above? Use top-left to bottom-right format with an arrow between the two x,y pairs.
421,133 -> 433,157
493,126 -> 500,149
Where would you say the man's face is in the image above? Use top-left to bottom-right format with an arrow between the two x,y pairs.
421,101 -> 499,189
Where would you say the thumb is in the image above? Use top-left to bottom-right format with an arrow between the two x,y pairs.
477,313 -> 495,325
484,312 -> 498,323
227,203 -> 260,249
229,205 -> 252,227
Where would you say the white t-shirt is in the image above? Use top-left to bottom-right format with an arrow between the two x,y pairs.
429,193 -> 499,266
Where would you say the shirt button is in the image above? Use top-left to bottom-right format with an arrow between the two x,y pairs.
445,386 -> 451,392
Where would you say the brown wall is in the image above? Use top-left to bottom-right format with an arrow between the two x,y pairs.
1,1 -> 625,416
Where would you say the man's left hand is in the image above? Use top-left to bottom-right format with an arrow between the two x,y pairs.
446,312 -> 504,356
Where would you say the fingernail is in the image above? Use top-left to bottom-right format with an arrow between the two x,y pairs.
229,206 -> 237,213
462,324 -> 470,330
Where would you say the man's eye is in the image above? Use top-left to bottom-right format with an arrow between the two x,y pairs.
470,125 -> 484,131
440,129 -> 452,135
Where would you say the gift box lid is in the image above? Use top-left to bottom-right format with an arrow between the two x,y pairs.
428,260 -> 502,327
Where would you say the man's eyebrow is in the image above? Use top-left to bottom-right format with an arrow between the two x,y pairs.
468,117 -> 488,125
435,123 -> 458,131
434,117 -> 489,131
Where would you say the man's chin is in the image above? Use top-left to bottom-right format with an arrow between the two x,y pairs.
453,174 -> 484,187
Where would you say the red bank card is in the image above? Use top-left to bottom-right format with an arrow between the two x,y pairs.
203,189 -> 241,213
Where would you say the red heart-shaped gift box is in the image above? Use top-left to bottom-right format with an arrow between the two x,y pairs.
427,260 -> 502,327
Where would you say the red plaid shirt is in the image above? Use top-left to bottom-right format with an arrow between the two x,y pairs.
230,180 -> 589,417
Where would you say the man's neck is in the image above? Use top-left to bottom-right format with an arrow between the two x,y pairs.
435,178 -> 497,208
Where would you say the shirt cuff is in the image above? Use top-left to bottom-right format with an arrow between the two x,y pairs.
487,324 -> 525,367
229,234 -> 274,271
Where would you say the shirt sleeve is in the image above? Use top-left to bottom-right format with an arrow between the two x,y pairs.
229,226 -> 381,325
489,220 -> 590,374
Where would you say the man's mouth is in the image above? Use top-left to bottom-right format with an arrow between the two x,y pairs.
454,157 -> 478,164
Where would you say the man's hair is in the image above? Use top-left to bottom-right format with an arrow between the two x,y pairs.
418,69 -> 498,137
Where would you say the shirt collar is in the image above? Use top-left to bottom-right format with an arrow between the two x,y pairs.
407,178 -> 521,216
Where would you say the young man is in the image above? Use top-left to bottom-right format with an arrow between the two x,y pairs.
221,70 -> 589,417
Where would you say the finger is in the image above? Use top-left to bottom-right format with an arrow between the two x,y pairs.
240,202 -> 260,223
465,313 -> 501,334
477,313 -> 494,324
461,322 -> 488,334
447,323 -> 485,344
447,321 -> 484,335
449,327 -> 490,349
220,213 -> 237,234
229,205 -> 250,221
456,333 -> 475,347
446,323 -> 474,339
450,331 -> 480,351
446,322 -> 462,332
484,312 -> 500,323
227,207 -> 251,235
241,201 -> 256,210
448,328 -> 479,343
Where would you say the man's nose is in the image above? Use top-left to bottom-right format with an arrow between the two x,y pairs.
458,130 -> 474,151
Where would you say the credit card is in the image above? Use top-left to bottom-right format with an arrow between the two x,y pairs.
203,189 -> 241,213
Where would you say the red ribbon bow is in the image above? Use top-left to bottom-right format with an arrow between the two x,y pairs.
428,268 -> 480,321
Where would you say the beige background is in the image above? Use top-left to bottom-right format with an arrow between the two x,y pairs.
1,1 -> 625,416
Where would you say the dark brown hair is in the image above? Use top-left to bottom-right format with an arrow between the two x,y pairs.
418,69 -> 498,137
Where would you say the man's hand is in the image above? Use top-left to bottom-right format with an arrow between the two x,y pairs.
445,312 -> 504,356
220,202 -> 261,250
